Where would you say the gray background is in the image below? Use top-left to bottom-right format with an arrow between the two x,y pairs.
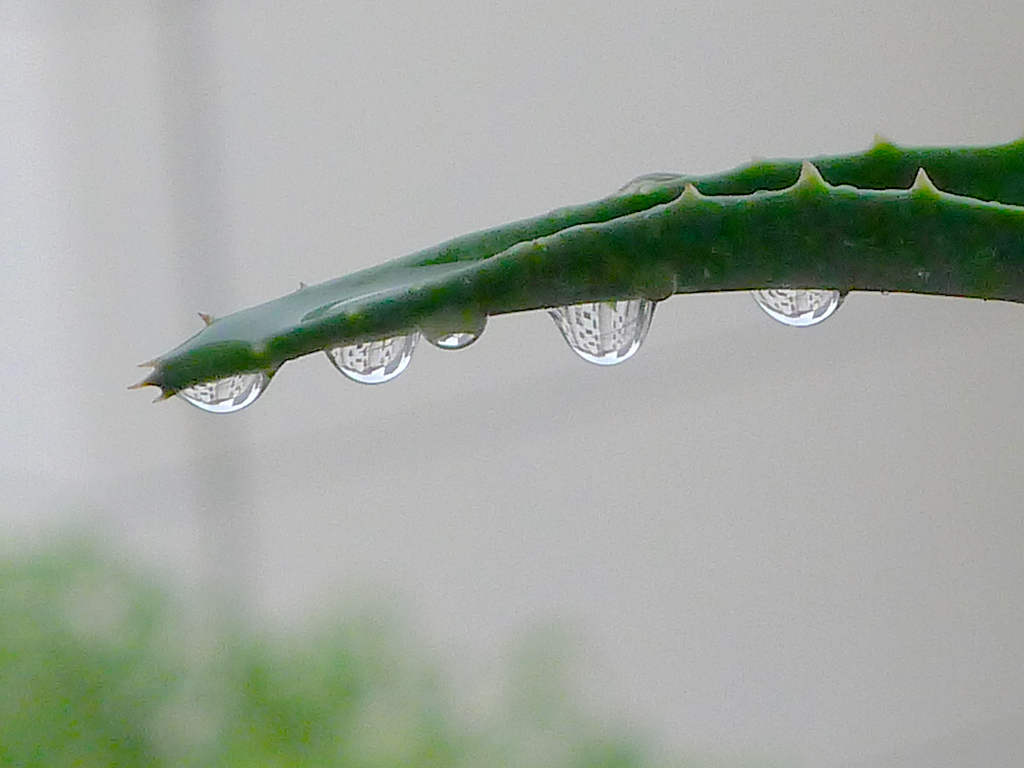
2,0 -> 1023,765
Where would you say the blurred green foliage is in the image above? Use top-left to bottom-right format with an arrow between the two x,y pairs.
0,540 -> 699,768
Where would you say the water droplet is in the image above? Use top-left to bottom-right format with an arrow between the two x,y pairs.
550,299 -> 656,366
178,371 -> 270,413
422,316 -> 487,350
617,173 -> 681,195
752,289 -> 845,327
325,332 -> 419,384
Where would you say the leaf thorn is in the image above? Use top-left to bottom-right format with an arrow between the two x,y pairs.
680,182 -> 704,201
795,161 -> 828,191
911,167 -> 940,196
872,133 -> 895,149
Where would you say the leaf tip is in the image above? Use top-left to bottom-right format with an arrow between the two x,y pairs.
128,373 -> 158,391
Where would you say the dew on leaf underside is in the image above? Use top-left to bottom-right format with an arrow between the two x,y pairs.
550,299 -> 656,366
173,289 -> 850,413
178,371 -> 270,413
752,289 -> 845,327
325,332 -> 419,384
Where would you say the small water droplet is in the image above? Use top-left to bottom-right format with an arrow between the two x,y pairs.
752,289 -> 845,327
550,299 -> 656,366
326,332 -> 419,384
178,371 -> 270,413
617,173 -> 681,195
422,316 -> 487,350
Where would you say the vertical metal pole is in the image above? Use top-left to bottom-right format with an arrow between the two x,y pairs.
153,0 -> 254,627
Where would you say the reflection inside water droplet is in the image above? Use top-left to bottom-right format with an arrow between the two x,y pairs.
550,299 -> 656,366
752,289 -> 845,327
425,331 -> 480,350
325,332 -> 419,384
178,371 -> 270,413
422,316 -> 487,350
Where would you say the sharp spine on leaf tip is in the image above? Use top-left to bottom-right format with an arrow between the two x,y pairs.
134,136 -> 1024,407
128,371 -> 168,402
127,376 -> 154,391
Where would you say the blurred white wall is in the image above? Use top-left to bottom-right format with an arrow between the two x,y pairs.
2,1 -> 1023,765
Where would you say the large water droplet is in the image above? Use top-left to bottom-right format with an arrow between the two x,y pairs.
325,332 -> 419,384
422,316 -> 487,350
752,289 -> 845,327
178,371 -> 270,413
550,299 -> 656,366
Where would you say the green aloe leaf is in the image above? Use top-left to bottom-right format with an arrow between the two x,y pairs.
134,136 -> 1024,402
